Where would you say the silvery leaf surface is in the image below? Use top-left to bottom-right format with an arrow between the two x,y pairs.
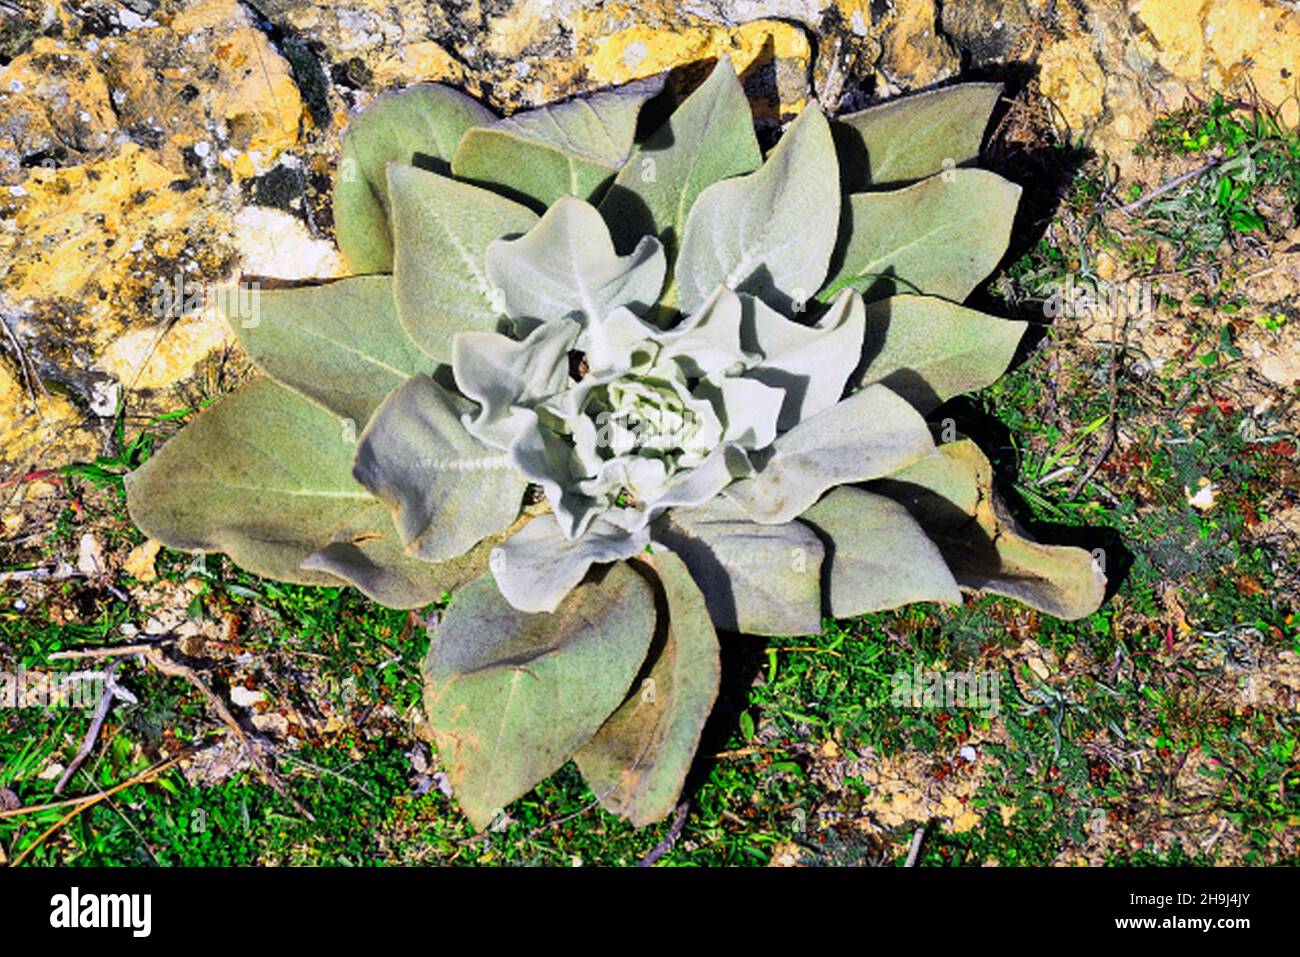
724,383 -> 936,524
739,288 -> 866,431
675,106 -> 840,315
491,513 -> 651,613
352,374 -> 527,562
388,163 -> 538,362
485,195 -> 666,337
650,497 -> 824,636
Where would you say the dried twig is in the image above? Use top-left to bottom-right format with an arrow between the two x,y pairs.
905,821 -> 928,867
0,564 -> 79,585
48,641 -> 314,821
1116,156 -> 1224,215
54,663 -> 137,794
139,647 -> 315,821
49,640 -> 174,662
637,800 -> 691,867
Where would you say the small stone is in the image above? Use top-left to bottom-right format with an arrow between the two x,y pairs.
76,533 -> 107,577
123,539 -> 162,583
230,686 -> 266,708
1186,479 -> 1218,512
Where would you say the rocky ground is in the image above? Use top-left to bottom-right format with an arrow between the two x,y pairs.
1,0 -> 1298,865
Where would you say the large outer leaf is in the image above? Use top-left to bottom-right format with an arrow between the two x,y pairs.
872,440 -> 1106,620
483,196 -> 666,334
451,77 -> 663,211
423,563 -> 657,830
650,498 -> 824,636
334,84 -> 494,273
388,163 -> 538,362
835,83 -> 1002,190
675,106 -> 840,315
740,289 -> 866,431
236,276 -> 433,428
824,169 -> 1021,302
724,384 -> 936,524
352,374 -> 527,562
857,294 -> 1027,414
124,378 -> 374,585
598,59 -> 761,306
798,486 -> 960,617
302,509 -> 538,609
574,550 -> 721,825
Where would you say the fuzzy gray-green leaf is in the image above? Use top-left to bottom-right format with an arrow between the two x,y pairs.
650,498 -> 824,636
724,383 -> 936,525
574,550 -> 721,826
388,163 -> 538,362
857,294 -> 1027,414
423,563 -> 657,830
352,374 -> 527,562
484,196 -> 666,334
334,84 -> 494,273
236,275 -> 433,428
491,514 -> 650,614
451,77 -> 663,210
835,83 -> 1002,190
302,509 -> 536,610
124,378 -> 375,585
740,289 -> 866,431
873,440 -> 1107,620
824,169 -> 1021,302
675,106 -> 840,315
798,486 -> 961,617
598,58 -> 761,304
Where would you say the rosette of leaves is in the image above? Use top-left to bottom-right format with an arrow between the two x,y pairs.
126,61 -> 1106,830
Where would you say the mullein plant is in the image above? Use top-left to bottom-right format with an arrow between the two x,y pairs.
126,60 -> 1106,829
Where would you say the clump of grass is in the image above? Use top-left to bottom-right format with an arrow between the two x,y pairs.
1136,95 -> 1300,264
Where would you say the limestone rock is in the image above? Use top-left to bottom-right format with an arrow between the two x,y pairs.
1135,0 -> 1300,126
1036,35 -> 1107,133
0,39 -> 120,184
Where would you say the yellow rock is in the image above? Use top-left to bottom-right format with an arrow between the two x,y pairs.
836,0 -> 875,38
1137,0 -> 1300,126
578,10 -> 812,120
1204,0 -> 1300,126
233,206 -> 344,280
209,28 -> 304,178
171,0 -> 247,33
124,539 -> 163,583
370,41 -> 466,89
878,0 -> 959,89
1037,35 -> 1107,132
0,38 -> 119,180
99,310 -> 234,390
1136,0 -> 1205,81
0,361 -> 93,474
4,145 -> 187,308
485,0 -> 558,60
